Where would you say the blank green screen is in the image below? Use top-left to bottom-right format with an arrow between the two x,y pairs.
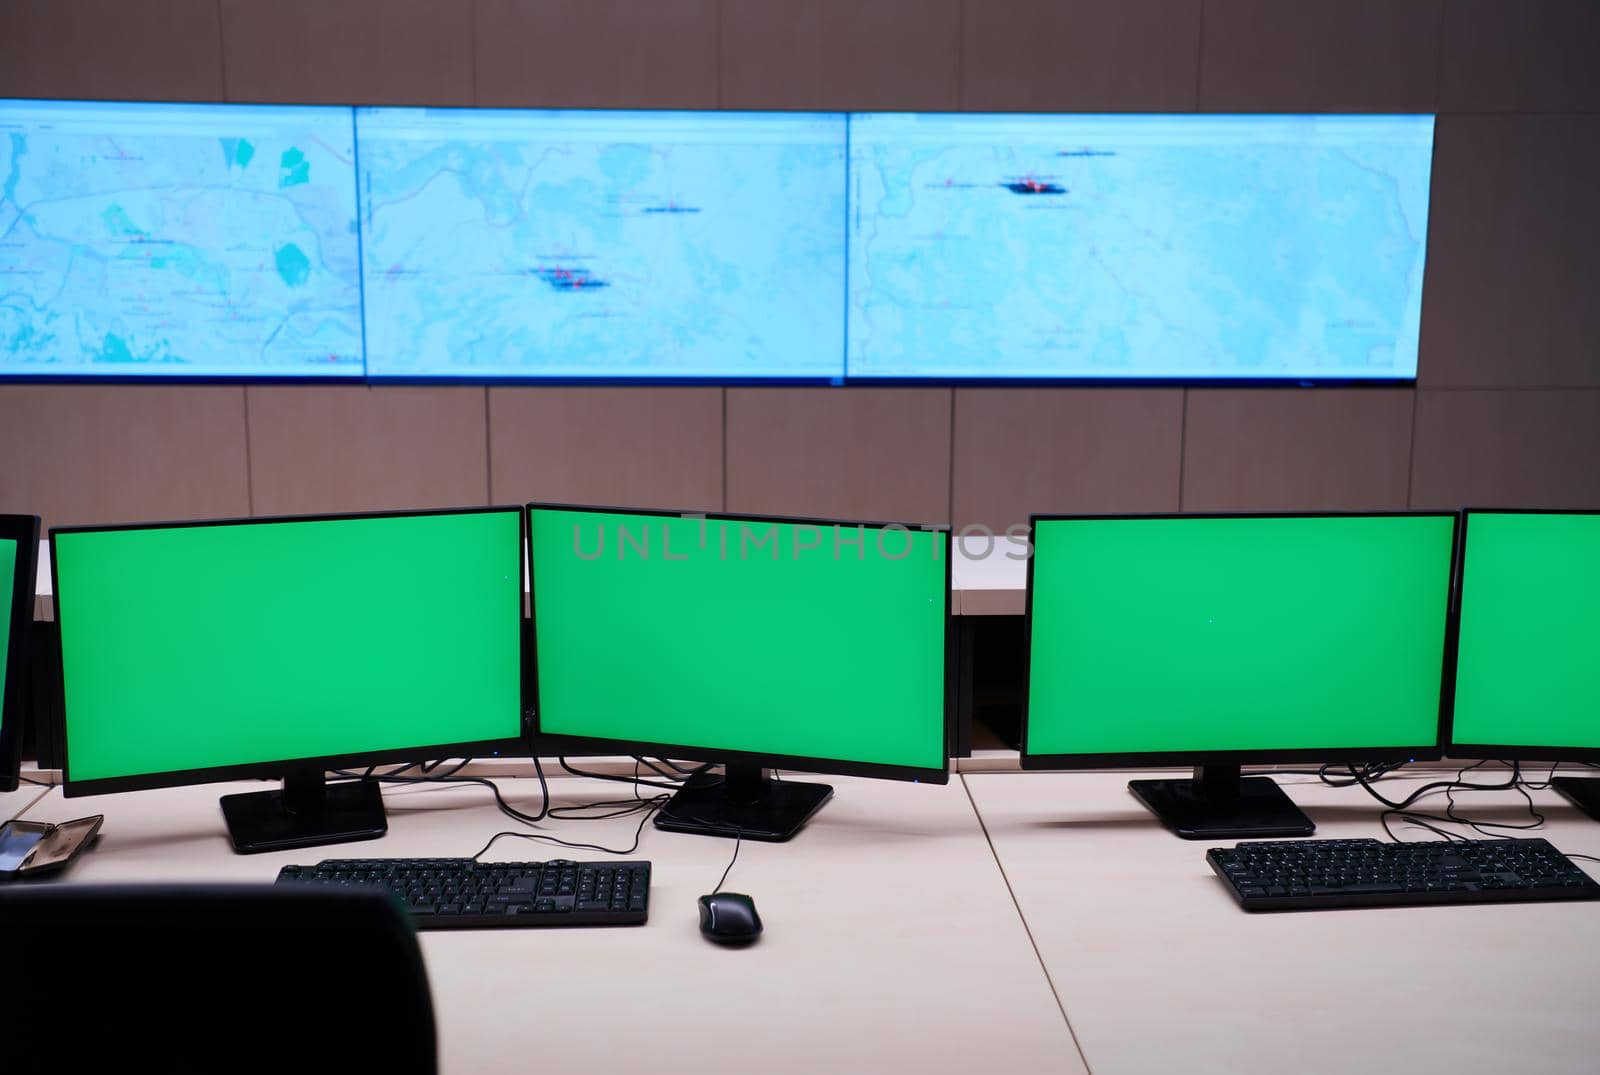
56,512 -> 523,783
1453,513 -> 1600,750
1026,516 -> 1454,756
0,538 -> 14,716
531,510 -> 947,771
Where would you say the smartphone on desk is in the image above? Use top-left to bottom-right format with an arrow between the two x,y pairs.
0,816 -> 103,878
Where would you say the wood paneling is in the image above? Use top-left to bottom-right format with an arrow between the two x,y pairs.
0,0 -> 224,101
247,386 -> 488,515
475,0 -> 719,108
815,0 -> 962,111
489,387 -> 722,511
719,0 -> 827,109
1439,0 -> 1600,113
220,0 -> 473,105
1182,389 -> 1415,511
960,0 -> 1202,112
0,386 -> 248,528
952,389 -> 1183,529
1419,115 -> 1600,387
1410,389 -> 1600,509
726,388 -> 951,524
1199,0 -> 1443,112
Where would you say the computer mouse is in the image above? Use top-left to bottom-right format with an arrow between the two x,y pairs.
698,892 -> 762,945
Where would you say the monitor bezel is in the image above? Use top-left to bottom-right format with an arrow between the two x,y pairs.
1445,507 -> 1600,763
525,502 -> 954,785
1018,509 -> 1458,771
0,514 -> 41,793
50,505 -> 529,798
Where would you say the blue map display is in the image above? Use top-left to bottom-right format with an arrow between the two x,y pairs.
0,100 -> 362,376
847,114 -> 1434,379
1,104 -> 1437,382
355,109 -> 846,378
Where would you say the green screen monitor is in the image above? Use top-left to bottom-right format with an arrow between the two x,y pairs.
1451,509 -> 1600,821
1,515 -> 41,793
51,507 -> 525,853
1022,512 -> 1458,839
528,505 -> 952,841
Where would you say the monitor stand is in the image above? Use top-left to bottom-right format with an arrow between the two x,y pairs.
1552,776 -> 1600,822
655,762 -> 832,842
220,768 -> 388,854
1128,764 -> 1315,840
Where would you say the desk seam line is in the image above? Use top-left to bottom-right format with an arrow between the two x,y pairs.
5,784 -> 52,826
960,773 -> 1095,1075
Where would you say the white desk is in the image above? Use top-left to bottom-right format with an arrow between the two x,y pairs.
17,774 -> 1083,1075
950,547 -> 1027,616
1,781 -> 49,823
965,769 -> 1600,1075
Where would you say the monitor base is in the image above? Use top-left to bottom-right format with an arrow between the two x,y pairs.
1129,766 -> 1315,840
655,763 -> 832,842
1552,776 -> 1600,822
221,772 -> 388,855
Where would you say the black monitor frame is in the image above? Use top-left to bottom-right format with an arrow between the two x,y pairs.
525,503 -> 955,799
49,507 -> 528,844
1446,507 -> 1600,764
1018,510 -> 1459,839
0,514 -> 41,793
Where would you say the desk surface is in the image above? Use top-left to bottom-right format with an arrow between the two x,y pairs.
1,782 -> 48,822
17,774 -> 1083,1075
965,769 -> 1600,1075
21,768 -> 1599,1074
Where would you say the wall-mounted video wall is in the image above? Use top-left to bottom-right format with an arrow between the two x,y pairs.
0,100 -> 1434,383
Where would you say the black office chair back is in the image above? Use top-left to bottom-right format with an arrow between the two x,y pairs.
0,883 -> 437,1073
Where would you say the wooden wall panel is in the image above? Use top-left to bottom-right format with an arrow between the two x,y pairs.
1199,0 -> 1443,112
0,386 -> 249,528
0,0 -> 224,101
475,0 -> 719,108
246,386 -> 488,515
1182,389 -> 1415,511
220,0 -> 473,105
960,0 -> 1202,112
719,0 -> 827,109
952,389 -> 1183,529
1410,389 -> 1600,509
815,0 -> 962,111
1439,0 -> 1600,112
726,388 -> 951,524
1419,115 -> 1600,388
489,387 -> 722,511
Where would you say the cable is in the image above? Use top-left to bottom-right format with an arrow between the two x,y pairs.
1349,760 -> 1518,812
1518,760 -> 1564,792
330,760 -> 550,827
712,829 -> 743,894
1381,809 -> 1472,843
470,794 -> 662,860
647,757 -> 705,776
553,759 -> 748,894
558,757 -> 682,791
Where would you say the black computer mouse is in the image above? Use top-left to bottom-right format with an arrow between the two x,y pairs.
698,892 -> 762,945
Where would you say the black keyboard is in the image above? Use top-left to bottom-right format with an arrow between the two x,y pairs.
1208,837 -> 1600,912
275,858 -> 651,929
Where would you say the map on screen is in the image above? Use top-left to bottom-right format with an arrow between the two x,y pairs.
356,109 -> 846,378
847,114 -> 1434,380
0,100 -> 362,376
